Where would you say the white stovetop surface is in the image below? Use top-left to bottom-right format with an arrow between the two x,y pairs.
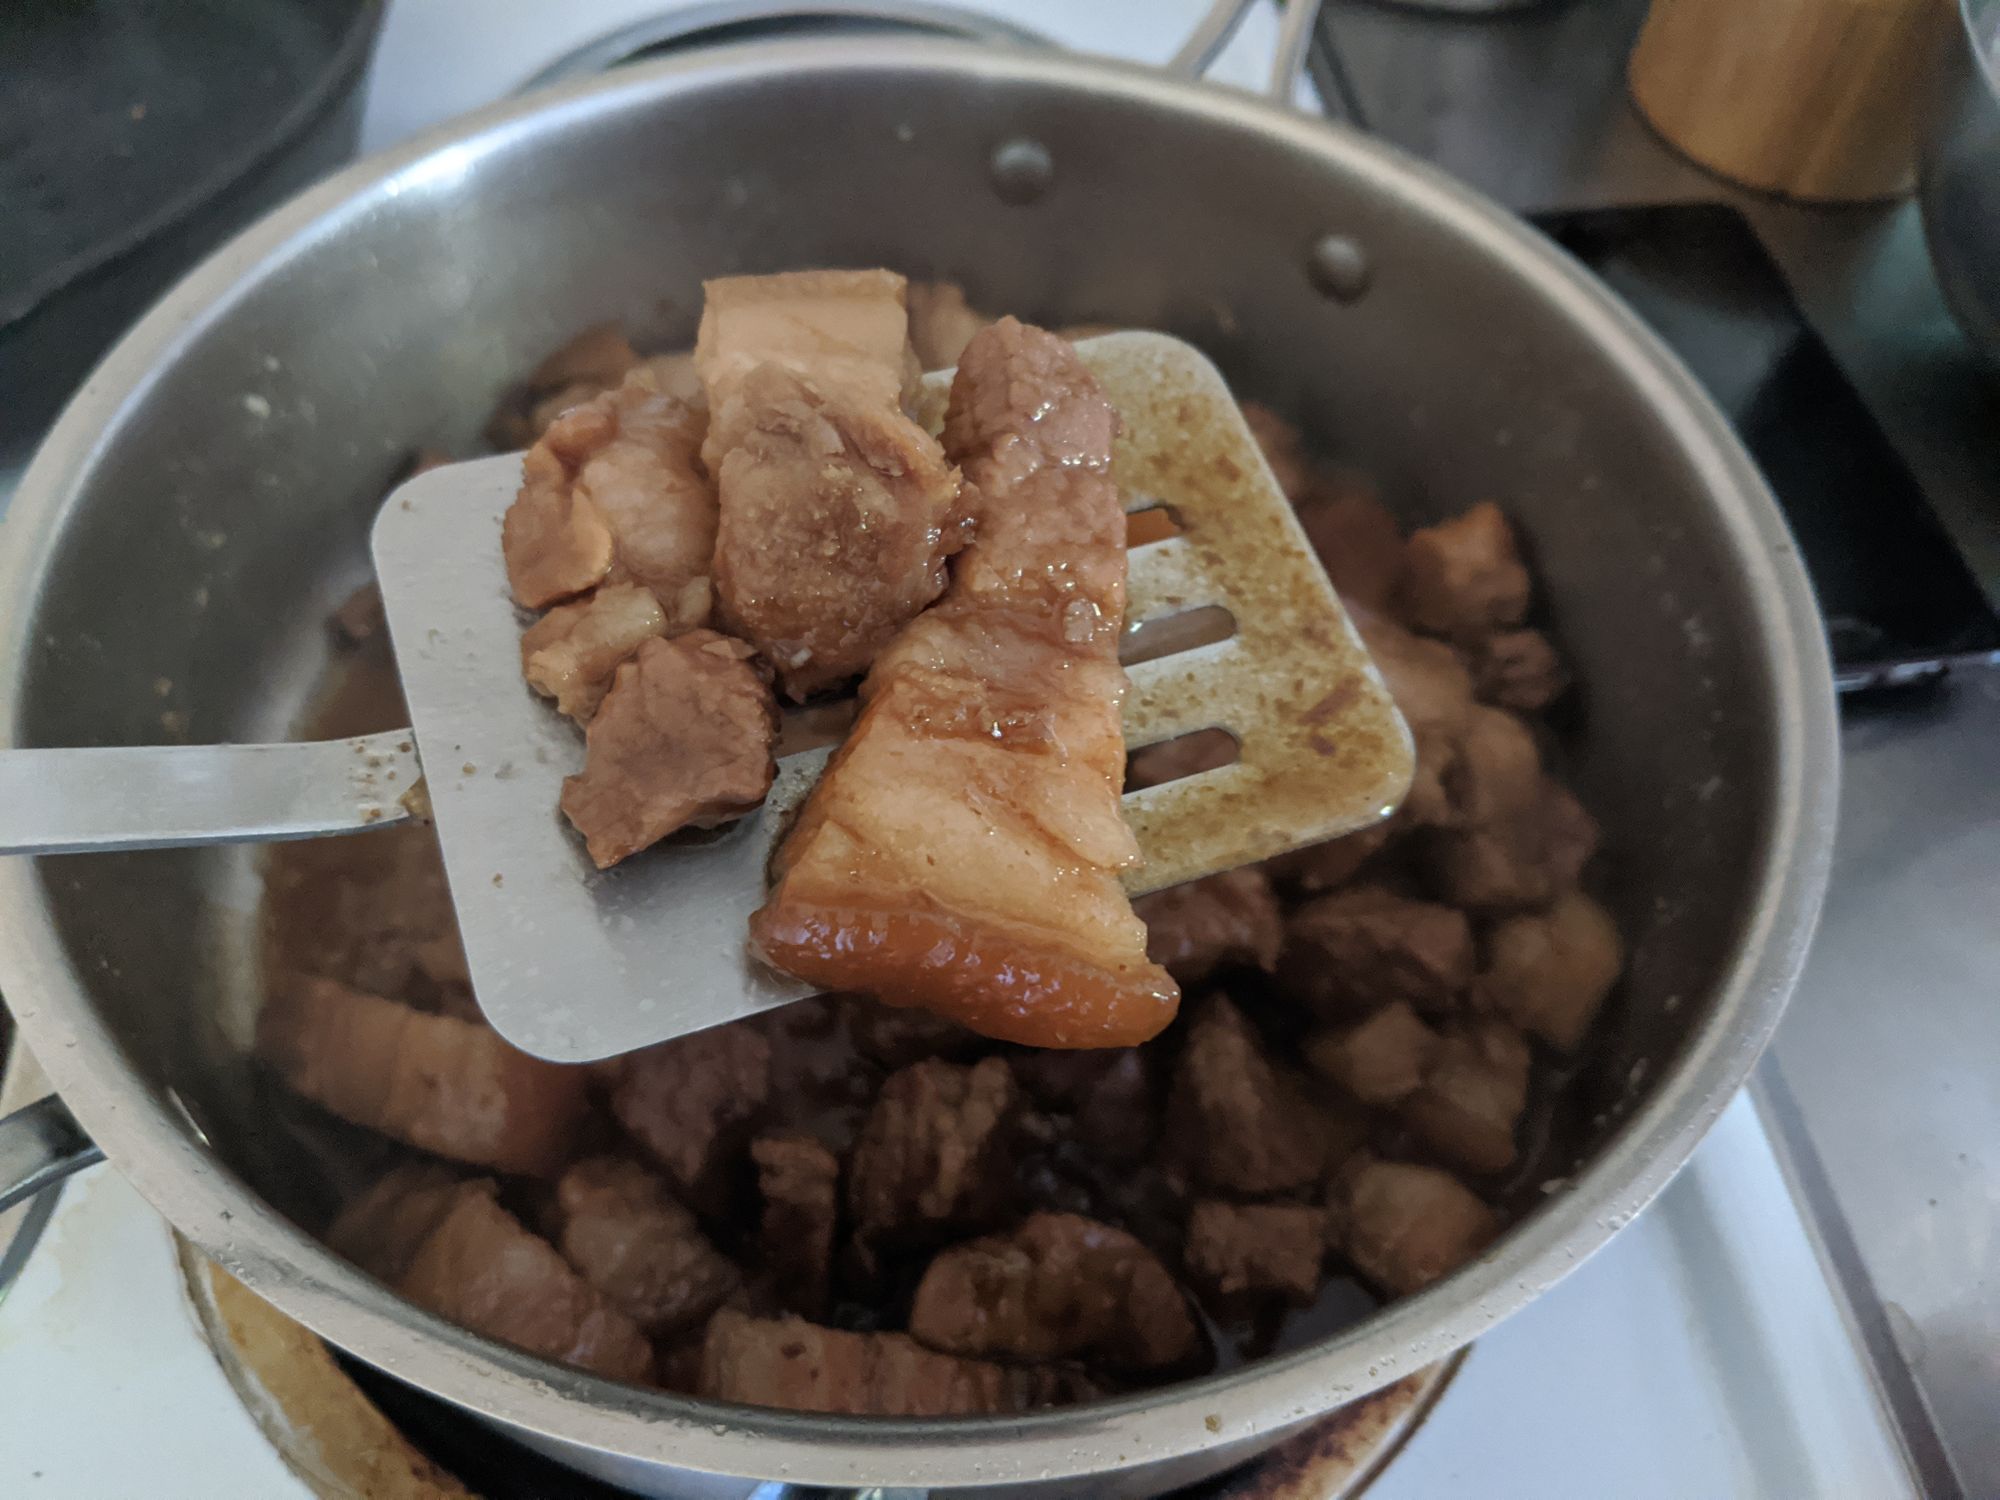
0,3 -> 1921,1495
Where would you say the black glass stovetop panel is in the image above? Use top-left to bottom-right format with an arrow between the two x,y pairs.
1533,203 -> 2000,693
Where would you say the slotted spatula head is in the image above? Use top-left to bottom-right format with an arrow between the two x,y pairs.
371,332 -> 1411,1062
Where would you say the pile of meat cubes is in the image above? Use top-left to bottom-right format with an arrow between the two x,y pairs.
255,280 -> 1624,1414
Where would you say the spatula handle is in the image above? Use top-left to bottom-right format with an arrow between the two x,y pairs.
0,728 -> 418,855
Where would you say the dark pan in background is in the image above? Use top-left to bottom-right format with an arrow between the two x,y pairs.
0,0 -> 384,472
1536,203 -> 2000,693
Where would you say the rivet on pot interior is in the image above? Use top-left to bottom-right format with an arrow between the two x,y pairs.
1306,233 -> 1371,302
990,137 -> 1054,205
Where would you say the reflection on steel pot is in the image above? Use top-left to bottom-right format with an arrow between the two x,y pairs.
1921,0 -> 2000,361
0,12 -> 1835,1500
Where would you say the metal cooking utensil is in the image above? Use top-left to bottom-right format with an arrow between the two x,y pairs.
0,332 -> 1410,1062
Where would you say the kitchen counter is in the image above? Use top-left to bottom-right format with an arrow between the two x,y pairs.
1317,2 -> 1999,1492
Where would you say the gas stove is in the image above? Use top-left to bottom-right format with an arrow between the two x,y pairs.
2,1 -> 1984,1495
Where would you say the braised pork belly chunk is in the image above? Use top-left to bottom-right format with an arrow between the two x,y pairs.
555,1156 -> 741,1337
848,1056 -> 1019,1250
558,631 -> 778,869
752,319 -> 1177,1049
257,976 -> 587,1177
605,1022 -> 773,1211
908,1211 -> 1199,1373
697,270 -> 965,698
520,582 -> 670,722
751,1132 -> 841,1318
1133,867 -> 1285,987
262,284 -> 1632,1417
502,367 -> 715,617
398,1181 -> 657,1383
1184,1202 -> 1328,1305
700,1310 -> 1084,1416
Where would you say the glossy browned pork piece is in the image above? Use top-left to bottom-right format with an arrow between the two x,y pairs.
752,320 -> 1178,1048
908,1211 -> 1199,1372
696,270 -> 965,697
1304,1000 -> 1443,1107
700,1310 -> 1078,1416
1399,1021 -> 1531,1175
257,976 -> 588,1176
502,368 -> 716,623
559,631 -> 777,868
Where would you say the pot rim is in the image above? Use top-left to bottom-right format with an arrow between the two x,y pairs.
0,34 -> 1839,1488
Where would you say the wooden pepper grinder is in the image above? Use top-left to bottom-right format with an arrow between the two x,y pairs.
1628,0 -> 1957,201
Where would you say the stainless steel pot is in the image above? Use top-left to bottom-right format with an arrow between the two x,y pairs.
0,10 -> 1837,1498
1921,0 -> 2000,361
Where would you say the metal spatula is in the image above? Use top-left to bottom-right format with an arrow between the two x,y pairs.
0,333 -> 1411,1061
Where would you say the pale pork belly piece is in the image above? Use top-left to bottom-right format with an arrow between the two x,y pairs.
695,270 -> 963,697
1330,1153 -> 1498,1297
580,378 -> 718,630
256,976 -> 587,1176
700,1310 -> 1077,1416
520,583 -> 669,722
502,369 -> 717,617
751,319 -> 1178,1049
695,269 -> 915,465
907,1211 -> 1199,1373
559,631 -> 778,868
554,1156 -> 740,1337
397,1182 -> 655,1383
